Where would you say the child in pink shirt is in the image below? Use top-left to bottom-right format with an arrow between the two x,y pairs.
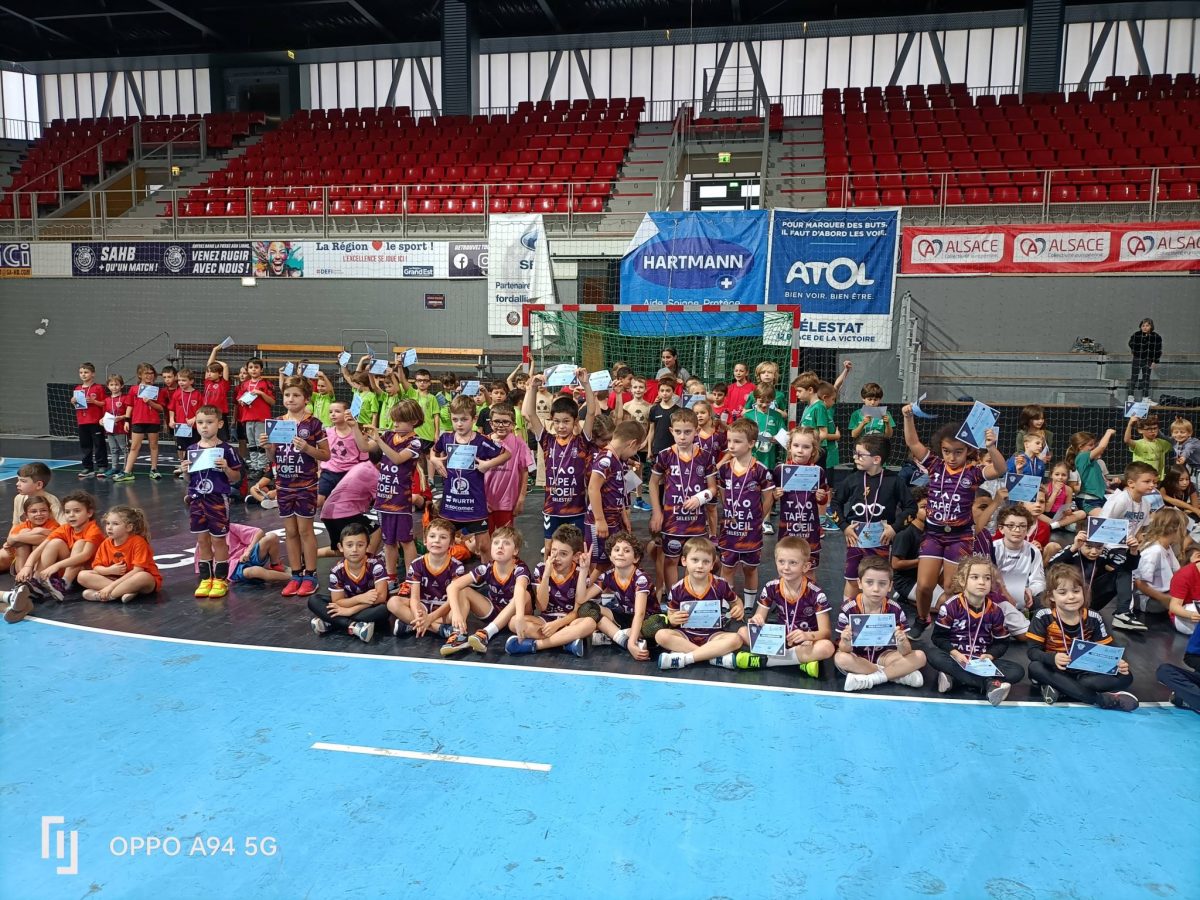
484,403 -> 534,533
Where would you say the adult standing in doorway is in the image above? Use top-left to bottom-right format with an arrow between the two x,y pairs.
648,347 -> 689,403
1128,317 -> 1162,404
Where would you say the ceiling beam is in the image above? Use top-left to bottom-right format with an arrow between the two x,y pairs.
345,0 -> 396,42
535,0 -> 563,32
0,4 -> 79,42
144,0 -> 226,41
37,10 -> 170,20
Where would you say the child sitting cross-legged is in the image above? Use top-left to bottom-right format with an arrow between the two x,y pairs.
77,505 -> 163,603
505,524 -> 600,657
926,555 -> 1025,706
834,556 -> 927,692
646,536 -> 744,671
308,523 -> 389,643
586,531 -> 654,661
714,536 -> 835,675
16,490 -> 102,602
440,526 -> 532,656
388,516 -> 464,640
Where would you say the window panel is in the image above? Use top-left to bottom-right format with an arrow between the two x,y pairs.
1112,22 -> 1140,78
675,42 -> 697,104
848,34 -> 874,87
374,60 -> 393,107
827,36 -> 851,89
319,63 -> 337,109
942,30 -> 969,83
356,60 -> 375,108
195,68 -> 211,113
61,74 -> 77,119
1164,19 -> 1192,74
569,50 -> 588,101
965,29 -> 992,88
590,48 -> 610,101
42,75 -> 59,122
609,47 -> 631,99
428,56 -> 442,109
631,46 -> 652,102
510,52 -> 530,106
144,71 -> 161,116
782,39 -> 805,95
651,45 -> 673,106
491,54 -> 511,110
991,27 -> 1019,89
178,69 -> 195,114
758,39 -> 784,98
529,51 -> 549,102
803,38 -> 827,97
161,69 -> 178,115
871,34 -> 897,88
336,61 -> 355,107
1140,19 -> 1168,72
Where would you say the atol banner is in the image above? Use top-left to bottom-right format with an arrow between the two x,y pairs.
767,209 -> 900,349
0,242 -> 31,278
901,222 -> 1200,273
619,211 -> 770,336
71,242 -> 253,277
488,213 -> 555,336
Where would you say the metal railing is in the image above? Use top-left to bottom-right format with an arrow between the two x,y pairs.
1,117 -> 42,141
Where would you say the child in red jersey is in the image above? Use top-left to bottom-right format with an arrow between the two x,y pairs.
113,362 -> 165,482
168,367 -> 202,479
72,361 -> 108,479
239,356 -> 276,476
102,373 -> 131,478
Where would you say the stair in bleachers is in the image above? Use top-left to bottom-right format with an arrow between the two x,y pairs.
765,115 -> 824,208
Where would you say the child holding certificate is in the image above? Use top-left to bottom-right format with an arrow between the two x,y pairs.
718,537 -> 834,675
774,426 -> 827,568
927,555 -> 1024,705
715,417 -> 776,614
585,421 -> 645,572
259,377 -> 330,598
586,531 -> 654,661
1105,461 -> 1162,632
113,363 -> 165,482
900,405 -> 1006,638
834,557 -> 926,692
648,537 -> 744,670
1027,564 -> 1138,710
650,407 -> 719,590
359,399 -> 425,591
183,405 -> 243,599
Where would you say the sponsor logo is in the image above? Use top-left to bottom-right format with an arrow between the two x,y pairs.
73,245 -> 97,273
402,265 -> 434,277
632,237 -> 755,288
519,225 -> 540,252
1120,229 -> 1200,260
162,244 -> 188,273
784,258 -> 874,291
1013,231 -> 1109,263
911,234 -> 1004,263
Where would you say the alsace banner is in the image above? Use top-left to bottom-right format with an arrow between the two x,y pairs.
767,209 -> 900,348
618,210 -> 770,336
488,213 -> 555,336
902,222 -> 1200,274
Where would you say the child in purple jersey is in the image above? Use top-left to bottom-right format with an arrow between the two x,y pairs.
714,536 -> 834,674
430,394 -> 510,562
357,398 -> 424,589
774,425 -> 828,568
586,420 -> 644,573
650,407 -> 719,590
586,531 -> 653,661
523,367 -> 599,560
440,527 -> 532,656
647,537 -> 744,670
716,417 -> 776,615
693,400 -> 728,537
834,556 -> 927,692
927,555 -> 1024,705
182,405 -> 243,600
506,524 -> 600,657
260,377 -> 330,598
308,523 -> 388,643
901,403 -> 1005,637
389,517 -> 463,640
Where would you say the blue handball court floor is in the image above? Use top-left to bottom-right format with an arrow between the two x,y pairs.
1,619 -> 1197,899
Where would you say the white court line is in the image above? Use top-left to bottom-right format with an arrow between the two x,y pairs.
312,741 -> 551,772
19,618 -> 1175,709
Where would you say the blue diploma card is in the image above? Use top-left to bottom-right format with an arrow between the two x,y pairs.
1004,472 -> 1042,503
681,599 -> 721,630
368,358 -> 389,376
174,424 -> 193,438
910,392 -> 936,419
1068,639 -> 1124,675
860,405 -> 886,419
281,362 -> 295,377
773,428 -> 791,449
1124,400 -> 1150,419
138,384 -> 160,402
851,613 -> 896,647
1085,516 -> 1128,546
962,657 -> 1000,677
749,623 -> 787,656
545,364 -> 576,388
401,348 -> 418,368
856,521 -> 886,549
588,369 -> 612,392
447,443 -> 478,470
218,336 -> 235,350
436,394 -> 449,407
72,389 -> 88,409
302,364 -> 320,379
684,394 -> 704,409
265,418 -> 298,444
337,351 -> 352,367
954,401 -> 999,450
1147,491 -> 1164,511
187,447 -> 221,473
238,390 -> 256,406
460,380 -> 481,397
349,394 -> 364,418
101,413 -> 116,433
781,465 -> 821,492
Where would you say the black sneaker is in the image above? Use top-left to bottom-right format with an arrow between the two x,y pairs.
1097,691 -> 1139,712
1041,684 -> 1059,705
1112,611 -> 1148,632
907,617 -> 931,639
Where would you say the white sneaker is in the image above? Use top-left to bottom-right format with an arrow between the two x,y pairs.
937,671 -> 953,693
351,621 -> 374,642
986,681 -> 1012,706
843,672 -> 874,692
895,670 -> 925,688
310,617 -> 328,635
657,652 -> 687,670
260,497 -> 279,510
1126,394 -> 1136,403
2,585 -> 32,624
708,653 -> 735,668
762,522 -> 776,535
591,632 -> 613,646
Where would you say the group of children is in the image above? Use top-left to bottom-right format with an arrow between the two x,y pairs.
8,346 -> 1200,714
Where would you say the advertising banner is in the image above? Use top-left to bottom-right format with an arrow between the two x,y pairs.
488,214 -> 555,336
0,242 -> 31,278
71,242 -> 253,277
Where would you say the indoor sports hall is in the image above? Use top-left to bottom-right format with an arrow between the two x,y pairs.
1,1 -> 1198,897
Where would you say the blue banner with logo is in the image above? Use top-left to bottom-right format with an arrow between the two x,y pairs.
619,211 -> 770,335
767,209 -> 900,348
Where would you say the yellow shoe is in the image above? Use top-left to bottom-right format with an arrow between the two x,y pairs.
194,578 -> 214,598
206,578 -> 229,599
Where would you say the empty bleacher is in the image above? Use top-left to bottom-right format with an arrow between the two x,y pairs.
166,98 -> 644,222
822,73 -> 1199,208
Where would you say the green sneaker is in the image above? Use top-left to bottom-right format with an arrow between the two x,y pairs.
800,660 -> 820,678
734,651 -> 765,669
112,471 -> 135,483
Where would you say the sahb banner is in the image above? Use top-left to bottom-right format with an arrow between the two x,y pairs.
488,213 -> 555,336
901,222 -> 1200,273
619,211 -> 770,336
71,242 -> 253,276
767,209 -> 900,349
